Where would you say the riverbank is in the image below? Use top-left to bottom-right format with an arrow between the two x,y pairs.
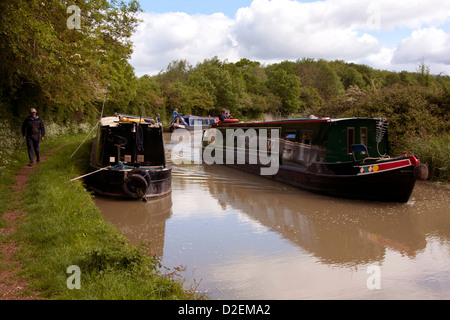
0,133 -> 202,300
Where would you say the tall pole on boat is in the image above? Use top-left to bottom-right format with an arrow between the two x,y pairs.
100,84 -> 109,119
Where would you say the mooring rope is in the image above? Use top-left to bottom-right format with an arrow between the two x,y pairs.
69,121 -> 99,159
69,166 -> 109,182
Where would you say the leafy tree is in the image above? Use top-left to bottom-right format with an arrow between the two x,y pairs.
266,67 -> 302,115
129,75 -> 164,119
188,57 -> 244,114
296,59 -> 345,99
0,0 -> 141,121
331,61 -> 366,90
155,60 -> 192,84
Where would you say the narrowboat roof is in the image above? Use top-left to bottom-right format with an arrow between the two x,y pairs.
214,117 -> 386,126
183,115 -> 218,119
100,114 -> 158,128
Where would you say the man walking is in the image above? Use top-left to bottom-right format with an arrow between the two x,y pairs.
22,108 -> 45,166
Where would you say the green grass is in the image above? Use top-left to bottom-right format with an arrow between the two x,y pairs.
403,133 -> 450,182
6,132 -> 202,300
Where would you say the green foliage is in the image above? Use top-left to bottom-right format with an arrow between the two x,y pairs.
266,67 -> 303,114
0,0 -> 141,120
296,58 -> 345,98
402,134 -> 450,182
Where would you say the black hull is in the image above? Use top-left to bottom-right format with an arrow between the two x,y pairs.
224,163 -> 416,203
87,126 -> 171,200
85,166 -> 172,200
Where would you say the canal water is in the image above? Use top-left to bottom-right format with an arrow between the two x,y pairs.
95,133 -> 450,300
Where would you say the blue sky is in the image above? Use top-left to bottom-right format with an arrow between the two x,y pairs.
139,0 -> 254,17
131,0 -> 450,76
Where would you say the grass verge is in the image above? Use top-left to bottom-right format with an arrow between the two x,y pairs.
11,133 -> 202,300
403,133 -> 450,183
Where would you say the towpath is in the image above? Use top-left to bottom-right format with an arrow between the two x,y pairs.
0,147 -> 61,300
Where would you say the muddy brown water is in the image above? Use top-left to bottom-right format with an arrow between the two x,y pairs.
95,133 -> 450,300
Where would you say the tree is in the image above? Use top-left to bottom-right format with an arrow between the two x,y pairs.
156,60 -> 192,84
187,57 -> 244,114
0,0 -> 141,121
129,75 -> 164,118
296,59 -> 345,99
266,67 -> 302,115
416,57 -> 432,87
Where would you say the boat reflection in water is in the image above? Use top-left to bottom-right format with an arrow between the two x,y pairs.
201,165 -> 450,299
204,165 -> 438,264
95,195 -> 172,257
95,133 -> 450,300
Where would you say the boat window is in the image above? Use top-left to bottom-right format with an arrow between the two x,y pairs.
360,127 -> 368,146
190,119 -> 202,125
285,130 -> 297,142
347,127 -> 355,154
295,130 -> 312,164
300,130 -> 312,145
360,127 -> 368,154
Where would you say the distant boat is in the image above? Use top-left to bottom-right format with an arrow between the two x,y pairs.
204,117 -> 428,203
86,113 -> 171,200
170,114 -> 238,131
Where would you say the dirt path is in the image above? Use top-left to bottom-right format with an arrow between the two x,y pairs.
0,147 -> 61,300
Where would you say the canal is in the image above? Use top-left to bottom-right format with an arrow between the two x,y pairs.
95,133 -> 450,300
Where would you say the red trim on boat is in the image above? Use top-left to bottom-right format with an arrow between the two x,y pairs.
408,155 -> 419,167
358,158 -> 414,175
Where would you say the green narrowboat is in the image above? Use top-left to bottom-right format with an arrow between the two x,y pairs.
204,117 -> 428,202
86,113 -> 172,200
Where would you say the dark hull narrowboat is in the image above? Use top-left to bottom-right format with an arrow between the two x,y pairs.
170,115 -> 220,131
169,114 -> 239,131
204,117 -> 428,203
86,114 -> 172,200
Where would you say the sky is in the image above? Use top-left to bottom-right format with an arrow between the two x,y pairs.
130,0 -> 450,77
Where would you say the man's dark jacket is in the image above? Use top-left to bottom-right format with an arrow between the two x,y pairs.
22,116 -> 45,139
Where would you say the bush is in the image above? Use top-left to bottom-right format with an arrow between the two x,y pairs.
403,133 -> 450,182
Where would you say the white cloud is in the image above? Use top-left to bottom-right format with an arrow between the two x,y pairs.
131,12 -> 237,76
233,0 -> 382,62
130,0 -> 450,76
371,0 -> 450,30
393,27 -> 450,65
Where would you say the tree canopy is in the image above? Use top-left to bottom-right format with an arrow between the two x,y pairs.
0,0 -> 141,121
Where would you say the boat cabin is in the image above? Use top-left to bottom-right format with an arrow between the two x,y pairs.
171,115 -> 219,131
210,117 -> 390,167
93,114 -> 167,168
277,117 -> 389,166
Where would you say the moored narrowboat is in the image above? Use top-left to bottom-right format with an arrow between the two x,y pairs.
170,114 -> 220,131
204,117 -> 428,203
86,113 -> 171,200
